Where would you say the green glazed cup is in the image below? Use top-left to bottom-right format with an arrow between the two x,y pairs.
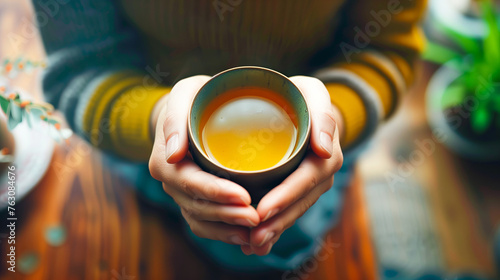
188,66 -> 311,202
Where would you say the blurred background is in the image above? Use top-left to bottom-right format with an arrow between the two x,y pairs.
0,0 -> 499,279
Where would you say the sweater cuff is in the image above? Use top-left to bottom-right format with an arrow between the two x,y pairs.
315,69 -> 382,150
78,70 -> 171,161
325,83 -> 366,147
110,85 -> 169,161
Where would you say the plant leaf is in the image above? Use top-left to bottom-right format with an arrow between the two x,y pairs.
46,117 -> 59,125
28,106 -> 45,121
7,106 -> 20,130
23,109 -> 32,128
481,0 -> 500,67
0,96 -> 9,114
441,83 -> 467,109
437,24 -> 482,58
423,42 -> 463,65
9,100 -> 22,122
471,104 -> 491,134
494,94 -> 500,112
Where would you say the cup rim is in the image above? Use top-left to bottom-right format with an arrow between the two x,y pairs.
188,66 -> 311,175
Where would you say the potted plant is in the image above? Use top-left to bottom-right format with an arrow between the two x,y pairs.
426,0 -> 500,160
0,88 -> 71,141
0,58 -> 71,208
424,0 -> 499,57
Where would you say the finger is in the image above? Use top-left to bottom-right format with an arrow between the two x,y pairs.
241,234 -> 280,256
249,234 -> 281,256
185,218 -> 251,246
256,148 -> 342,222
168,186 -> 260,227
153,158 -> 252,205
158,75 -> 211,164
290,76 -> 337,159
250,178 -> 334,247
240,245 -> 252,255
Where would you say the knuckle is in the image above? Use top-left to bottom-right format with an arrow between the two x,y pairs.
280,218 -> 296,233
320,179 -> 334,196
332,152 -> 344,172
180,207 -> 191,219
162,183 -> 169,194
168,189 -> 184,207
197,171 -> 219,199
299,198 -> 314,218
191,197 -> 209,214
203,184 -> 219,200
177,178 -> 195,196
325,178 -> 334,192
189,222 -> 205,238
308,176 -> 319,189
300,200 -> 312,215
181,206 -> 198,220
148,158 -> 161,180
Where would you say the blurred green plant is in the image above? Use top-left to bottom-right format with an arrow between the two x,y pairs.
1,58 -> 46,78
0,90 -> 72,142
424,0 -> 500,134
0,57 -> 72,146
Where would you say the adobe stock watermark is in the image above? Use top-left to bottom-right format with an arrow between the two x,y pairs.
213,0 -> 243,21
281,235 -> 340,280
8,0 -> 70,50
340,0 -> 414,63
384,128 -> 448,190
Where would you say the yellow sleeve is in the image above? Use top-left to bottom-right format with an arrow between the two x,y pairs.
81,70 -> 171,161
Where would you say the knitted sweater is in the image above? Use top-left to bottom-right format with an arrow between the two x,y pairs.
33,0 -> 426,161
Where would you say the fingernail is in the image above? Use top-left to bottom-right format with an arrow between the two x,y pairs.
165,133 -> 179,161
234,218 -> 257,227
259,232 -> 275,246
320,131 -> 333,157
263,208 -> 279,222
229,235 -> 248,245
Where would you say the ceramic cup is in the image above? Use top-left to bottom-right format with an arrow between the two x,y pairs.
188,66 -> 311,202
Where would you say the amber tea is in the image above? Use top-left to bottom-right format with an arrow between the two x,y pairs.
199,87 -> 298,171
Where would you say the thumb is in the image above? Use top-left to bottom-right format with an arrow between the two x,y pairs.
290,76 -> 336,159
159,75 -> 211,164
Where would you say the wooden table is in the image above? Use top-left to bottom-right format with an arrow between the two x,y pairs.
0,137 -> 378,280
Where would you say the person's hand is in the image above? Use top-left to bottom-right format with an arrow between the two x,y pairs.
149,76 -> 261,246
240,76 -> 345,256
